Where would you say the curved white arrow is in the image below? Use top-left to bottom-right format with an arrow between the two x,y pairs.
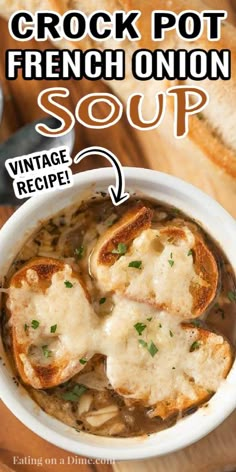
74,146 -> 130,206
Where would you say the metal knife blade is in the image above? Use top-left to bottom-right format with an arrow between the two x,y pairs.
0,117 -> 75,205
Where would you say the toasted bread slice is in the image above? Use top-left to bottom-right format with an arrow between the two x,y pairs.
105,297 -> 233,419
7,257 -> 98,389
91,209 -> 218,319
91,205 -> 153,267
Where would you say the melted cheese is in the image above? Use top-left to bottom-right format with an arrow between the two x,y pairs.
7,263 -> 229,400
105,297 -> 229,407
94,227 -> 203,317
8,265 -> 99,365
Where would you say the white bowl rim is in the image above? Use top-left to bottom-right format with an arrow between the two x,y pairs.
0,167 -> 236,461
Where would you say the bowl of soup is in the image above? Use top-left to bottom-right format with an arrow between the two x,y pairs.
0,167 -> 236,461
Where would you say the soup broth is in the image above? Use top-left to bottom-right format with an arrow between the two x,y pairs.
1,194 -> 236,437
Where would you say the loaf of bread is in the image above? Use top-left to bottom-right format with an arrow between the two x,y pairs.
0,0 -> 236,214
54,0 -> 236,204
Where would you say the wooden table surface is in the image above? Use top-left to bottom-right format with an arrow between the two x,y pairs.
1,2 -> 236,471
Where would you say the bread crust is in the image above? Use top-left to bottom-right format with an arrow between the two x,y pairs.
92,205 -> 153,266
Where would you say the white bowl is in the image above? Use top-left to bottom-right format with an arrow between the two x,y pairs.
1,167 -> 236,461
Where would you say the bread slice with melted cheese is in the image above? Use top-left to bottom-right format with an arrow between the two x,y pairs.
91,205 -> 153,266
105,297 -> 233,419
90,207 -> 218,319
6,257 -> 99,389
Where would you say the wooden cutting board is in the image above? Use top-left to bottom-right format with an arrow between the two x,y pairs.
1,2 -> 236,470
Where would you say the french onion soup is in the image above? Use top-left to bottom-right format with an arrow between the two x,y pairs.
1,195 -> 235,437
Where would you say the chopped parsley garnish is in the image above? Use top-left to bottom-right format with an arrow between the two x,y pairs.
172,367 -> 176,370
215,305 -> 225,319
75,246 -> 84,259
64,280 -> 73,288
227,290 -> 236,302
172,208 -> 181,216
138,339 -> 158,357
134,322 -> 147,336
79,358 -> 87,365
159,323 -> 162,328
168,250 -> 175,267
31,320 -> 39,330
169,330 -> 174,337
190,341 -> 200,352
50,324 -> 57,333
112,243 -> 127,255
99,297 -> 106,305
188,249 -> 193,257
192,319 -> 201,327
147,341 -> 158,357
62,384 -> 87,402
107,217 -> 117,227
128,260 -> 142,269
42,345 -> 53,358
147,317 -> 152,322
24,323 -> 29,332
219,309 -> 225,320
138,339 -> 148,348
